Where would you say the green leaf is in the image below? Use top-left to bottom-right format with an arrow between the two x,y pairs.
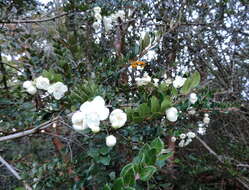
120,163 -> 134,177
113,177 -> 124,190
103,184 -> 111,190
138,144 -> 151,158
141,32 -> 150,51
180,72 -> 201,95
144,148 -> 157,165
140,166 -> 157,181
180,78 -> 192,95
150,137 -> 164,154
138,103 -> 150,117
158,152 -> 174,161
98,155 -> 111,166
122,165 -> 136,186
151,96 -> 160,113
191,71 -> 201,88
160,96 -> 172,111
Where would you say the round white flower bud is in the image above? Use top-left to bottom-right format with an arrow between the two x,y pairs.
165,107 -> 178,122
35,76 -> 50,90
171,136 -> 177,142
26,86 -> 37,95
109,109 -> 127,129
173,76 -> 186,88
203,116 -> 210,124
23,81 -> 33,89
180,133 -> 186,139
189,93 -> 198,104
187,132 -> 196,138
106,135 -> 117,147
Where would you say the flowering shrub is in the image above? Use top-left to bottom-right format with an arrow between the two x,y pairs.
2,1 -> 248,190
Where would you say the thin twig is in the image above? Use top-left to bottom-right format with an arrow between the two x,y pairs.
0,12 -> 69,24
196,136 -> 249,190
0,117 -> 59,142
0,155 -> 32,190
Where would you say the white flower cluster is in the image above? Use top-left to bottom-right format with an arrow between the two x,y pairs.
92,7 -> 125,32
135,72 -> 151,86
23,76 -> 68,100
92,7 -> 102,31
170,131 -> 196,147
197,114 -> 211,135
71,96 -> 127,147
178,131 -> 196,147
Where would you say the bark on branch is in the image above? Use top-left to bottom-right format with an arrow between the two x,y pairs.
0,117 -> 59,142
0,12 -> 69,24
0,155 -> 32,190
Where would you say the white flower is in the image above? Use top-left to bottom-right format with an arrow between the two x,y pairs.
171,136 -> 177,142
72,111 -> 88,131
184,138 -> 192,146
188,108 -> 196,115
93,7 -> 101,14
95,13 -> 102,21
106,135 -> 117,147
203,116 -> 210,124
197,127 -> 206,135
72,96 -> 110,133
72,111 -> 85,124
26,86 -> 37,95
109,109 -> 127,129
187,132 -> 196,138
153,78 -> 159,86
23,81 -> 33,89
35,76 -> 50,90
189,93 -> 198,104
135,72 -> 151,86
89,96 -> 109,121
178,140 -> 185,147
180,133 -> 186,139
198,123 -> 204,127
73,121 -> 87,131
173,76 -> 186,88
163,73 -> 167,79
93,21 -> 101,31
91,125 -> 100,133
204,113 -> 209,117
115,10 -> 125,20
103,16 -> 113,31
165,107 -> 178,122
47,82 -> 68,100
85,111 -> 100,129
